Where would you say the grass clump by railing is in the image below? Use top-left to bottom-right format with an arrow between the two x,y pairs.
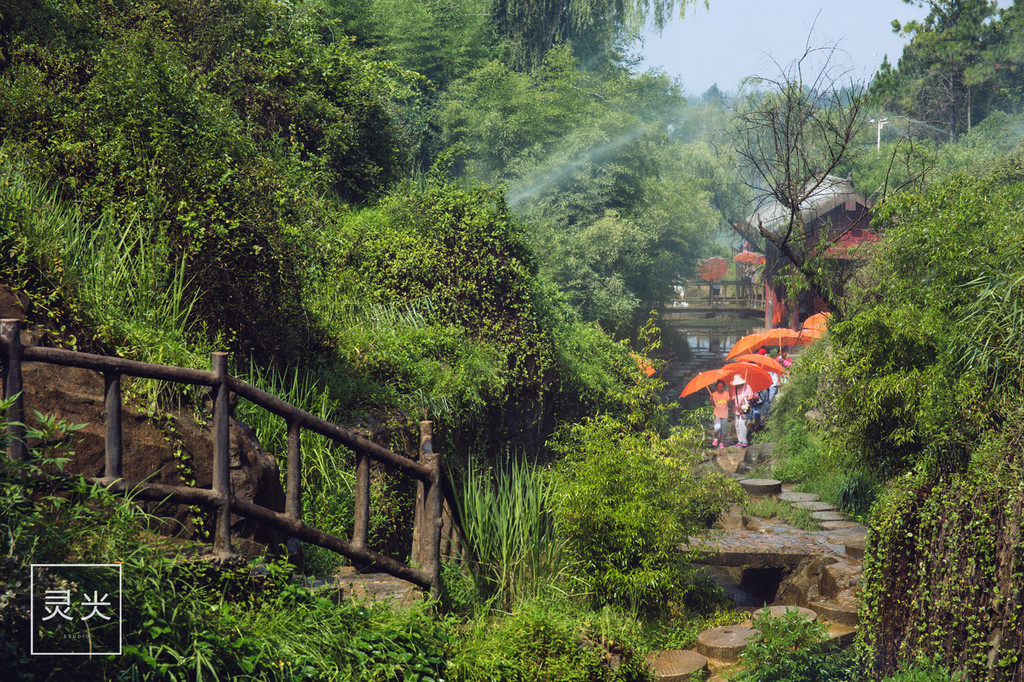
447,457 -> 565,613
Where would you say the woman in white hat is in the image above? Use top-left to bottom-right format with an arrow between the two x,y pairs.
731,374 -> 755,447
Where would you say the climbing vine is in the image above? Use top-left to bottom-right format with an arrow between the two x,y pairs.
857,421 -> 1024,680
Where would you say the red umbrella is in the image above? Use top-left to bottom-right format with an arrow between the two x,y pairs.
698,257 -> 729,282
731,353 -> 788,375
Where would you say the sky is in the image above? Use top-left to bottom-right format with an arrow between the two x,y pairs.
634,0 -> 932,96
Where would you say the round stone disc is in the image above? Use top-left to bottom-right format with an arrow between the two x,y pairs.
696,625 -> 760,662
739,478 -> 782,496
755,605 -> 818,622
644,649 -> 709,681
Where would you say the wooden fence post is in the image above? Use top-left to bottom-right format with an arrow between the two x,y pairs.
1,319 -> 26,462
419,421 -> 442,599
211,352 -> 233,559
285,417 -> 302,520
103,372 -> 122,480
352,451 -> 370,552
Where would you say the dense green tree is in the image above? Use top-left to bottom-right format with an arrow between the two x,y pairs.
870,0 -> 1000,140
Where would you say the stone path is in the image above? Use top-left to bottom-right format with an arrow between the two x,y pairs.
647,441 -> 866,681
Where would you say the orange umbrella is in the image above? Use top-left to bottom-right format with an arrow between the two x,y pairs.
731,353 -> 788,375
733,250 -> 766,265
802,312 -> 830,332
726,329 -> 818,359
680,368 -> 731,398
698,257 -> 729,282
719,363 -> 773,392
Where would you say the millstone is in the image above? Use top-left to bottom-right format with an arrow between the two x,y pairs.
696,625 -> 760,662
808,600 -> 860,626
739,478 -> 782,496
778,491 -> 820,503
794,501 -> 835,512
644,649 -> 709,681
810,510 -> 848,522
755,605 -> 818,622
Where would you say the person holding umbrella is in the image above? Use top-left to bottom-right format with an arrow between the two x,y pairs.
710,379 -> 731,449
731,375 -> 755,447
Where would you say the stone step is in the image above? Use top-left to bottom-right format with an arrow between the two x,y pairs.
739,478 -> 782,496
809,600 -> 860,626
778,491 -> 820,503
645,649 -> 709,681
696,625 -> 760,662
810,510 -> 848,522
794,501 -> 835,512
845,542 -> 866,559
820,520 -> 861,530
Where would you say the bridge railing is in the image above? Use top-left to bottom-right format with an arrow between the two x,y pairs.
0,319 -> 442,596
667,279 -> 764,309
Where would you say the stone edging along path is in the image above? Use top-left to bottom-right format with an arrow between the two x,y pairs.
646,442 -> 866,681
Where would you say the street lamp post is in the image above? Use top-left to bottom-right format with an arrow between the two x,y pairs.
869,118 -> 888,150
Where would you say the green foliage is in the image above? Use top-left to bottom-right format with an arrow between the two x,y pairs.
734,609 -> 854,682
451,458 -> 564,611
549,414 -> 742,615
857,431 -> 1024,679
438,51 -> 721,334
743,497 -> 819,532
445,598 -> 653,682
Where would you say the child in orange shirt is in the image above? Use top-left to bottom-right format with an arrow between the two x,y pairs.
710,379 -> 731,449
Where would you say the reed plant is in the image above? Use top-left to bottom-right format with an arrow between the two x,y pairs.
452,458 -> 566,611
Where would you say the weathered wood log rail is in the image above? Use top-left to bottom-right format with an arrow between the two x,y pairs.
0,319 -> 443,597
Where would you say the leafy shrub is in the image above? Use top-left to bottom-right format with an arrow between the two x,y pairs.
445,599 -> 652,682
735,609 -> 853,682
549,414 -> 741,615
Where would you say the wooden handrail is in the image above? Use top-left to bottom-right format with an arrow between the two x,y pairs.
0,319 -> 442,596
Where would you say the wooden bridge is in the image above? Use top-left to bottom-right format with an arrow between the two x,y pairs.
662,279 -> 764,320
0,319 -> 446,597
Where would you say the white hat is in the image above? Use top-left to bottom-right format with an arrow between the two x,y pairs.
731,375 -> 746,386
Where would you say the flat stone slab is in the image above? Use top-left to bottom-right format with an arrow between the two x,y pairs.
820,520 -> 860,530
755,605 -> 817,622
809,600 -> 860,626
794,501 -> 835,512
696,625 -> 760,662
687,530 -> 836,568
645,649 -> 709,681
740,478 -> 782,496
810,511 -> 848,522
779,492 -> 820,503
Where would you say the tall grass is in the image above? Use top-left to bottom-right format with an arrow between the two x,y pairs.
453,458 -> 565,611
0,149 -> 216,406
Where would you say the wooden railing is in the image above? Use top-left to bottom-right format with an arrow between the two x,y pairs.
0,319 -> 443,597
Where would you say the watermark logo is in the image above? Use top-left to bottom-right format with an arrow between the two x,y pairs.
30,564 -> 122,655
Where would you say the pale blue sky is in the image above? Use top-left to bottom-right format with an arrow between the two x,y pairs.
634,0 -> 933,96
